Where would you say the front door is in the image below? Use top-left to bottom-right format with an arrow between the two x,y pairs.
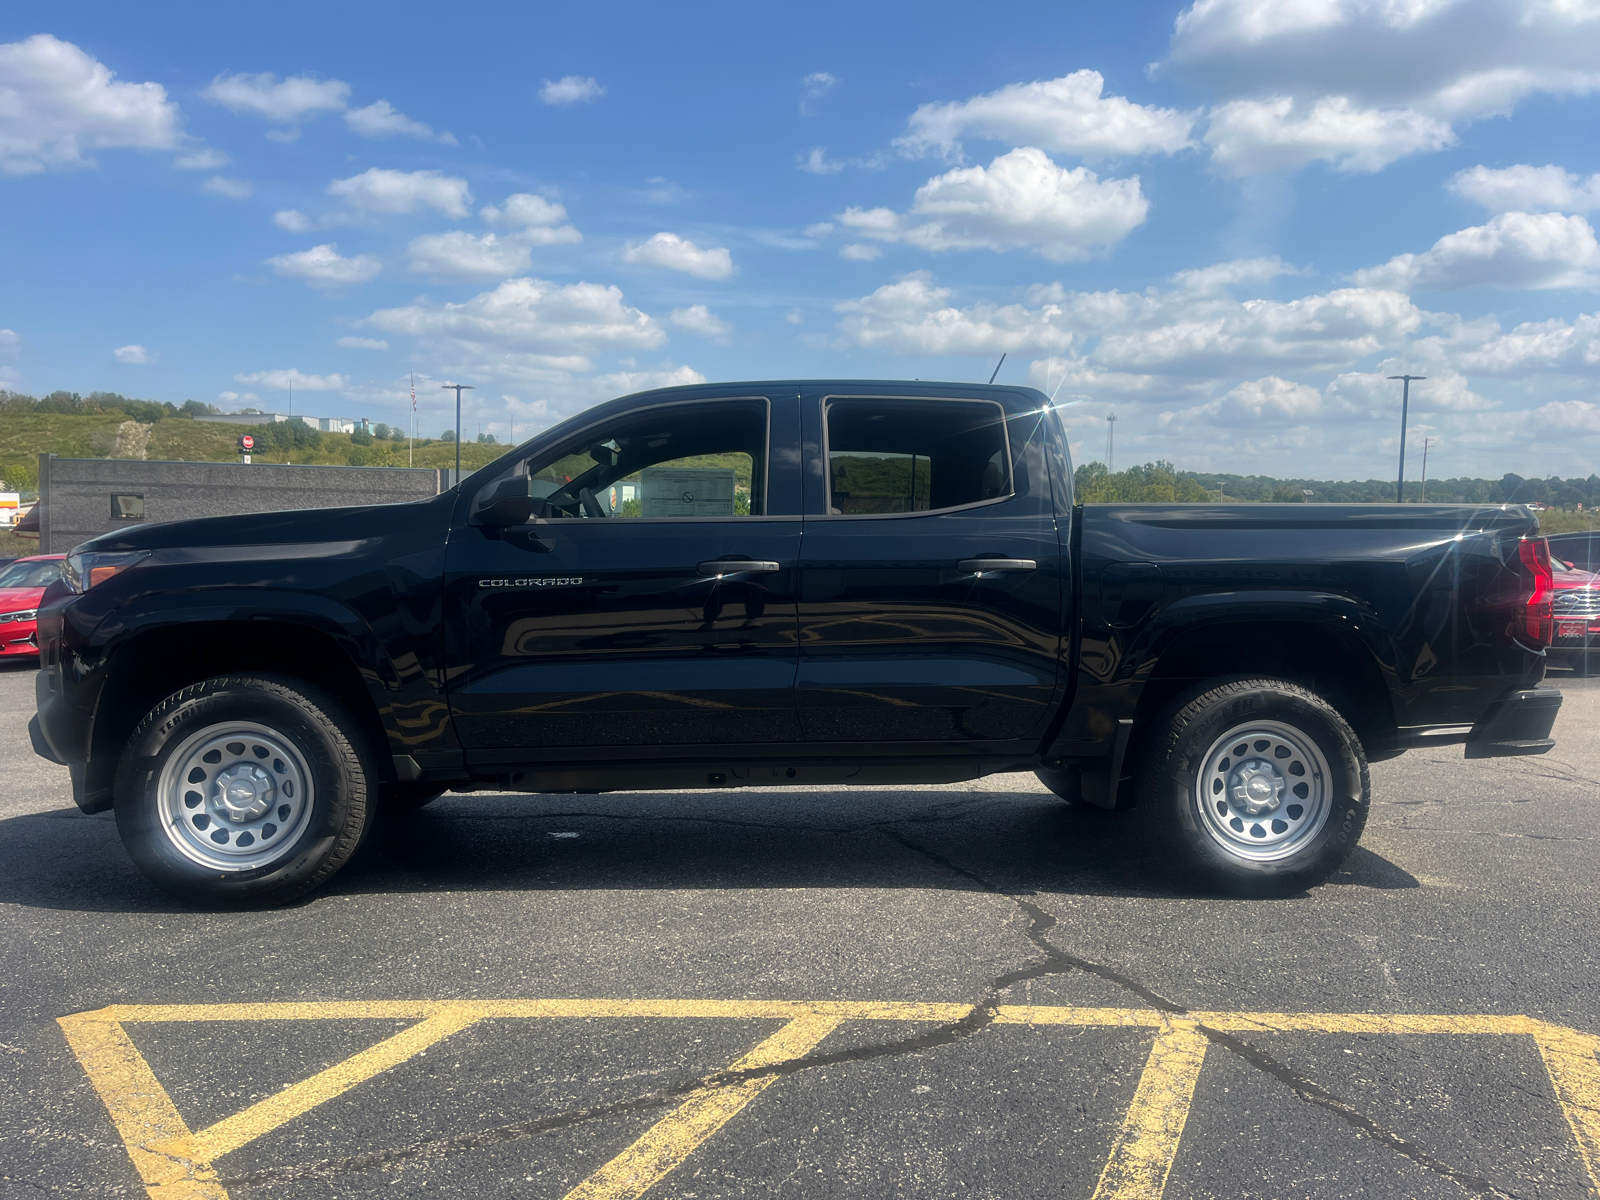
443,394 -> 804,759
795,389 -> 1063,745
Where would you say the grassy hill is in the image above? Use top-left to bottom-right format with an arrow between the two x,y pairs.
0,415 -> 504,493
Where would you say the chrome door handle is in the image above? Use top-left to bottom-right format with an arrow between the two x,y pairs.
698,559 -> 781,575
959,558 -> 1037,573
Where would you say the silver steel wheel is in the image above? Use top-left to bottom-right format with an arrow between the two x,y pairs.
1195,719 -> 1332,863
155,721 -> 315,871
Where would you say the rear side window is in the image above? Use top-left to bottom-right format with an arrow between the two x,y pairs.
825,397 -> 1010,515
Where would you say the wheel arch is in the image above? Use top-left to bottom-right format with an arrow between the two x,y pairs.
1132,600 -> 1398,759
88,617 -> 393,802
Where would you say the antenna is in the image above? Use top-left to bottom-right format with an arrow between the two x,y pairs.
1105,412 -> 1117,474
987,353 -> 1006,385
1420,437 -> 1435,502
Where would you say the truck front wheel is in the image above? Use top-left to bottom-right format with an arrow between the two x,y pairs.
1136,677 -> 1369,894
114,674 -> 376,907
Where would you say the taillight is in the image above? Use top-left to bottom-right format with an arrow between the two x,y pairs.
1518,536 -> 1554,648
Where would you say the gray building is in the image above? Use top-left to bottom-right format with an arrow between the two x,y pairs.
35,456 -> 443,554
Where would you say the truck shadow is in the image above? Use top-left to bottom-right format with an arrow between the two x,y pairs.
0,785 -> 1418,914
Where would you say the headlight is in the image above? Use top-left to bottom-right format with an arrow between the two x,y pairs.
63,549 -> 149,593
0,609 -> 37,623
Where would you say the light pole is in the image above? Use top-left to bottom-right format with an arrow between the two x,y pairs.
440,383 -> 474,483
1387,375 -> 1425,502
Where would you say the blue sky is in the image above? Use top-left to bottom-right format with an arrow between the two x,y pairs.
3,1 -> 1600,479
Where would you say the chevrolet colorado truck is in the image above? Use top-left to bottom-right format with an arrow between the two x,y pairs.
30,380 -> 1562,905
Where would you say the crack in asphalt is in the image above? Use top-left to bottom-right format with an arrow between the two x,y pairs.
888,830 -> 1518,1200
210,808 -> 1516,1197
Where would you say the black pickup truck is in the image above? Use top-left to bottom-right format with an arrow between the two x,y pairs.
31,380 -> 1562,905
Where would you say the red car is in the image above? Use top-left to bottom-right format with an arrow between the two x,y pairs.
1548,555 -> 1600,674
0,554 -> 65,660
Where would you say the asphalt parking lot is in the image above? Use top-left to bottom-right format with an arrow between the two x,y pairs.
2,661 -> 1597,1200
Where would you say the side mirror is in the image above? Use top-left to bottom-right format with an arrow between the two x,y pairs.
470,476 -> 535,527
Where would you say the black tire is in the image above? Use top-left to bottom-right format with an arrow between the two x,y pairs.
114,674 -> 377,907
1136,677 -> 1369,895
1034,765 -> 1109,810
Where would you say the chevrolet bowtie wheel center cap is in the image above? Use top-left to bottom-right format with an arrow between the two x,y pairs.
214,763 -> 276,822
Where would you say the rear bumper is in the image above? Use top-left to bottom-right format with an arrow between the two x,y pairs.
1464,687 -> 1563,759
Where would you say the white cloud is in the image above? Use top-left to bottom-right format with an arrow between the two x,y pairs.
800,71 -> 837,114
365,277 -> 666,378
267,243 -> 383,288
621,232 -> 736,279
327,168 -> 471,217
840,243 -> 883,261
898,70 -> 1196,161
1168,0 -> 1600,115
336,336 -> 388,350
1204,96 -> 1455,175
479,194 -> 582,243
670,304 -> 732,341
798,147 -> 846,174
273,209 -> 313,233
408,231 -> 533,279
1168,0 -> 1600,174
833,272 -> 1431,391
1449,163 -> 1600,213
203,72 -> 349,125
0,329 -> 18,354
1176,375 -> 1325,425
834,272 -> 1076,355
1170,256 -> 1303,292
1448,311 -> 1600,375
1094,287 -> 1425,373
173,147 -> 228,169
539,76 -> 604,106
233,368 -> 349,391
0,34 -> 181,174
265,128 -> 300,144
344,99 -> 456,143
1535,399 -> 1600,432
595,365 -> 708,394
202,175 -> 252,198
836,147 -> 1148,261
113,343 -> 154,365
1351,211 -> 1600,290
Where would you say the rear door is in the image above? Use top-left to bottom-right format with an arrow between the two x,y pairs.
442,393 -> 804,759
795,389 -> 1063,745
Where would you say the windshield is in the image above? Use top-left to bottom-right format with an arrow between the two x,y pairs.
0,560 -> 61,589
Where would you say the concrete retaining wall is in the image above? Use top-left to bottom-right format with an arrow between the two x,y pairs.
37,456 -> 443,553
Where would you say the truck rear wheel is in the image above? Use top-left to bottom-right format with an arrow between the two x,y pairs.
114,674 -> 375,907
1136,677 -> 1368,895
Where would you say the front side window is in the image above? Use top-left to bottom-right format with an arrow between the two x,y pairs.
516,399 -> 767,519
825,397 -> 1011,515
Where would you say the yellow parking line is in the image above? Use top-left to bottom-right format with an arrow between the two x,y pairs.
563,1015 -> 844,1200
56,1001 -> 1600,1200
56,1012 -> 225,1200
175,1007 -> 481,1164
1090,1019 -> 1209,1200
1530,1022 -> 1600,1196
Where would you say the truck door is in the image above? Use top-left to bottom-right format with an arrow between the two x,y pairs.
442,394 -> 803,759
795,390 -> 1063,745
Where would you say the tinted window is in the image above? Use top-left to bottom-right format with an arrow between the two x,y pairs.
826,398 -> 1010,515
519,400 -> 767,519
0,560 -> 61,588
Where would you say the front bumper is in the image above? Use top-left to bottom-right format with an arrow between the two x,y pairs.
0,618 -> 39,655
1464,687 -> 1563,758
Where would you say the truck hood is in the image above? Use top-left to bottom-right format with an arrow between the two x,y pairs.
75,492 -> 456,553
